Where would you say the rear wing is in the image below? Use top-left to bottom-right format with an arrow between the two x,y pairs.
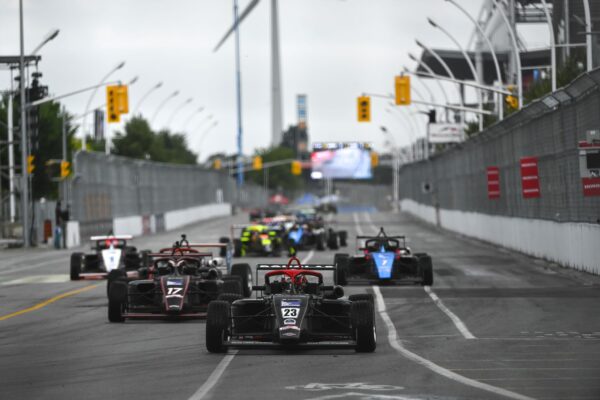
255,264 -> 337,289
90,235 -> 133,241
355,235 -> 407,251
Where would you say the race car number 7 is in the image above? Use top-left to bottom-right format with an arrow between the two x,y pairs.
282,307 -> 299,317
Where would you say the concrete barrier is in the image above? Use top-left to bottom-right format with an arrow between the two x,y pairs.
401,199 -> 600,275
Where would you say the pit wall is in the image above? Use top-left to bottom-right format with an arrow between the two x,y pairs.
66,203 -> 231,248
401,199 -> 600,275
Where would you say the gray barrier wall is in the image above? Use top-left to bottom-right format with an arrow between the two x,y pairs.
399,69 -> 600,225
70,152 -> 266,239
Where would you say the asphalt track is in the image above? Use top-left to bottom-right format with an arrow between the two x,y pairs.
1,211 -> 600,400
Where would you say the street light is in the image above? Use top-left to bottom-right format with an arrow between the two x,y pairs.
133,81 -> 163,116
408,52 -> 451,121
380,126 -> 400,213
82,60 -> 125,150
444,0 -> 504,120
193,113 -> 214,132
428,17 -> 484,128
166,97 -> 193,128
491,1 -> 524,107
31,28 -> 59,55
151,90 -> 179,125
415,39 -> 465,124
538,0 -> 556,91
182,107 -> 205,132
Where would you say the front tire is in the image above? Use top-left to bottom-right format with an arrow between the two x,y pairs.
70,252 -> 83,280
334,253 -> 349,285
352,300 -> 376,353
108,281 -> 127,323
206,301 -> 230,353
231,263 -> 252,297
418,255 -> 433,286
222,279 -> 242,296
338,231 -> 348,247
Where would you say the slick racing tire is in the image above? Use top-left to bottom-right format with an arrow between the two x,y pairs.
231,263 -> 253,297
327,232 -> 339,250
106,269 -> 127,296
217,293 -> 243,304
206,300 -> 230,353
108,281 -> 127,323
417,254 -> 434,286
219,237 -> 230,257
233,239 -> 243,258
222,279 -> 243,296
70,252 -> 84,281
349,293 -> 374,306
316,233 -> 326,251
334,253 -> 349,286
338,231 -> 348,247
351,300 -> 376,353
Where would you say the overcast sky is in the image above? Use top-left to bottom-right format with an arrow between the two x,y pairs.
0,0 -> 547,159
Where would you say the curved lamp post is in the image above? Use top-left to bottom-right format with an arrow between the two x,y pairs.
151,90 -> 179,125
182,107 -> 206,132
133,81 -> 163,116
166,97 -> 193,128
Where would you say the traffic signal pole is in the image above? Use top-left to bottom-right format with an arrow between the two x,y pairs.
234,0 -> 244,189
19,0 -> 30,247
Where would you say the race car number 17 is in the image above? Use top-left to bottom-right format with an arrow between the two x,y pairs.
281,307 -> 299,318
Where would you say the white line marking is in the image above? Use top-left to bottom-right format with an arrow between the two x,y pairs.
302,250 -> 315,264
372,286 -> 536,400
188,351 -> 238,400
352,213 -> 364,235
423,286 -> 476,340
362,212 -> 379,233
2,274 -> 70,285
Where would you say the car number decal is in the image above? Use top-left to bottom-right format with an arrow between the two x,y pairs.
281,307 -> 299,318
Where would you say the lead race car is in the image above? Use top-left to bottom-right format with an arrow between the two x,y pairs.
70,235 -> 146,281
205,257 -> 376,353
107,239 -> 252,322
334,227 -> 433,286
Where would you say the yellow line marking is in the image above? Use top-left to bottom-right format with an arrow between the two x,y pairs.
0,284 -> 99,321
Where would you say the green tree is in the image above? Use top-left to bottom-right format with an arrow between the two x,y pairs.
246,146 -> 304,192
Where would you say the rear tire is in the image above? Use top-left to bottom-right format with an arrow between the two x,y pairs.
231,263 -> 252,297
418,255 -> 433,286
233,239 -> 242,257
327,232 -> 339,250
352,300 -> 376,352
349,293 -> 374,306
338,231 -> 348,247
70,252 -> 83,280
222,279 -> 242,296
108,281 -> 127,323
206,301 -> 230,353
334,253 -> 349,285
316,233 -> 325,251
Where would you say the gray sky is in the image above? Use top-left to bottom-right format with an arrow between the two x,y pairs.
0,0 -> 546,159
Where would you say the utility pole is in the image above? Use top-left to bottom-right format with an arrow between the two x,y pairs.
19,0 -> 30,247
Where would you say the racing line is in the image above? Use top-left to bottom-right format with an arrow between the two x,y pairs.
360,211 -> 476,339
187,249 -> 316,400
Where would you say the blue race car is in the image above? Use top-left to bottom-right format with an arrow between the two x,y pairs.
333,227 -> 433,286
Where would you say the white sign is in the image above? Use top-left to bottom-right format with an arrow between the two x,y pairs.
428,123 -> 464,144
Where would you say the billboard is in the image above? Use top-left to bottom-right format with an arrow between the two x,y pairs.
310,142 -> 372,180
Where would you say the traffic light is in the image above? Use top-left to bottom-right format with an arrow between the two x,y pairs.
213,158 -> 222,170
60,160 -> 70,178
27,155 -> 35,174
428,109 -> 436,123
106,86 -> 120,123
371,152 -> 379,167
252,156 -> 263,170
357,96 -> 371,122
395,75 -> 411,105
291,160 -> 302,175
116,85 -> 129,114
505,84 -> 518,109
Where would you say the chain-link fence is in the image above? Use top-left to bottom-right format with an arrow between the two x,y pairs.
398,68 -> 600,224
69,152 -> 266,237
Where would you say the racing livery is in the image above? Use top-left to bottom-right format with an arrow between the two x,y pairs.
286,208 -> 347,256
70,235 -> 145,281
334,227 -> 433,285
230,224 -> 284,257
205,257 -> 376,353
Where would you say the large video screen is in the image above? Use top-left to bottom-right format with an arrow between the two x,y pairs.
310,142 -> 372,180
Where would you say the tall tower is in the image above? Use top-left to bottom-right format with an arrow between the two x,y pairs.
270,0 -> 283,147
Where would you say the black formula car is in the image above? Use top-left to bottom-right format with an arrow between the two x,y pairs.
107,244 -> 252,322
205,257 -> 376,353
228,224 -> 285,257
285,208 -> 348,256
334,227 -> 433,286
70,235 -> 146,281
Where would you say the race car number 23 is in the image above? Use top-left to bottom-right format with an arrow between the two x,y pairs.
281,307 -> 299,318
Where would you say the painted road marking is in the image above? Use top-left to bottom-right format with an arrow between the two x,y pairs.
188,351 -> 238,400
361,212 -> 476,340
2,274 -> 71,285
372,286 -> 536,400
423,286 -> 476,339
0,284 -> 99,321
286,383 -> 404,391
352,212 -> 364,235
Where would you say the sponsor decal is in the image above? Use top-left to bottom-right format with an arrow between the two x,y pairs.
283,319 -> 297,325
520,157 -> 541,198
282,332 -> 297,337
167,279 -> 183,286
281,299 -> 301,307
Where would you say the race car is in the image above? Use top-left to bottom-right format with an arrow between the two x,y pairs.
334,227 -> 433,286
285,209 -> 348,256
70,235 -> 146,281
229,224 -> 284,257
107,242 -> 252,322
205,257 -> 376,353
